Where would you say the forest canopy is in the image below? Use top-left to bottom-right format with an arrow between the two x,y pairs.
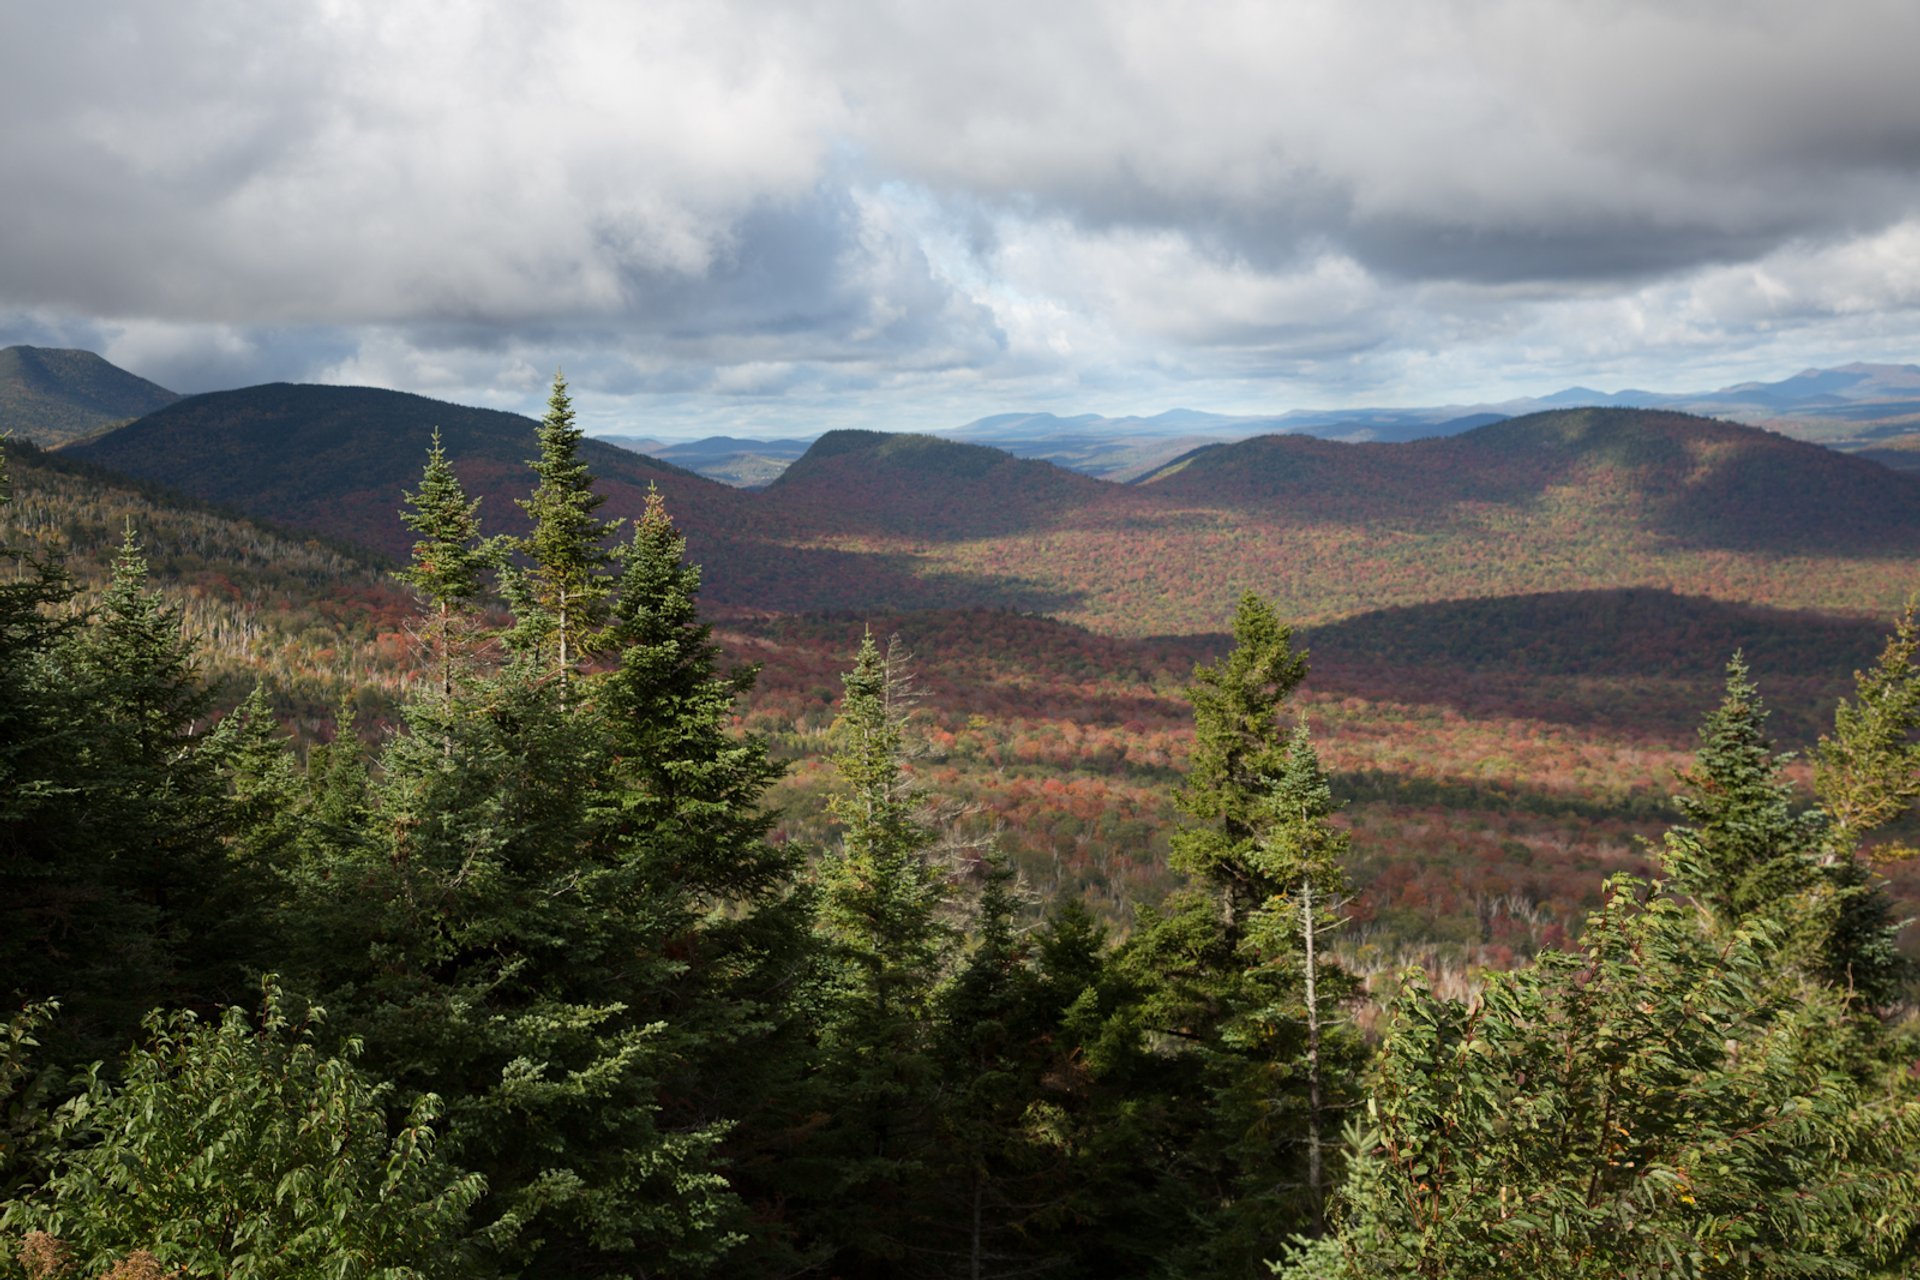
3,381 -> 1918,1279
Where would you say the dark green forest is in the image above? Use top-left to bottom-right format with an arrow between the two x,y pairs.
5,378 -> 1920,1279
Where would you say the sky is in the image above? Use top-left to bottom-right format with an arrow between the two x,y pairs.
5,0 -> 1920,439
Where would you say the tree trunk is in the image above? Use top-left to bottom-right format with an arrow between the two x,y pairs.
1303,876 -> 1324,1234
557,593 -> 570,712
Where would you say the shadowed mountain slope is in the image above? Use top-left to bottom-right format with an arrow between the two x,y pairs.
66,383 -> 752,561
1140,408 -> 1920,553
0,346 -> 179,445
68,399 -> 1920,633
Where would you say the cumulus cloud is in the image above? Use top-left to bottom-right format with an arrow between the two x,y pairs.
3,0 -> 1919,426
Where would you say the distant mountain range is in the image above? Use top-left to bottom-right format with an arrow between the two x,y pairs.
598,433 -> 816,488
597,361 -> 1920,487
64,378 -> 1920,634
0,345 -> 180,444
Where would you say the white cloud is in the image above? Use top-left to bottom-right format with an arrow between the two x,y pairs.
3,0 -> 1920,424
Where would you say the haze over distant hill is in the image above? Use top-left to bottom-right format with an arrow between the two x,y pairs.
599,433 -> 817,488
0,345 -> 179,445
602,360 -> 1920,489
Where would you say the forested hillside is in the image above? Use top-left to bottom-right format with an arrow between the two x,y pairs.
67,383 -> 744,559
0,346 -> 178,446
0,439 -> 409,728
71,395 -> 1920,632
6,378 -> 1919,1278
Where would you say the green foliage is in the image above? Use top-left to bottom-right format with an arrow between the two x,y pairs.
1171,591 -> 1310,933
810,633 -> 956,1273
1236,725 -> 1365,1237
295,664 -> 743,1278
1816,601 -> 1920,859
397,429 -> 494,699
1290,876 -> 1920,1280
0,1006 -> 57,1205
1662,654 -> 1907,1005
589,487 -> 815,1275
1,521 -> 265,1060
0,984 -> 483,1280
509,374 -> 618,699
1664,654 -> 1826,925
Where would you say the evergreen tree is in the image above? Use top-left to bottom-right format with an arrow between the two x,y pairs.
1236,724 -> 1364,1238
0,446 -> 86,1037
1285,875 -> 1920,1280
1112,597 -> 1353,1275
296,662 -> 742,1279
3,527 -> 243,1059
1171,592 -> 1310,937
1815,601 -> 1920,861
0,984 -> 483,1280
1664,653 -> 1825,925
397,429 -> 492,700
512,374 -> 616,707
589,489 -> 816,1274
1666,654 -> 1906,1005
813,633 -> 954,1276
926,850 -> 1064,1280
0,444 -> 77,815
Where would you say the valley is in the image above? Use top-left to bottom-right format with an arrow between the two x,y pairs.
11,377 -> 1918,973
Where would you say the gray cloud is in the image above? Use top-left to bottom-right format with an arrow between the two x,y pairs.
3,0 -> 1920,428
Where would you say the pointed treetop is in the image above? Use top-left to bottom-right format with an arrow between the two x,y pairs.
1665,651 -> 1824,922
1815,602 -> 1920,860
397,428 -> 488,610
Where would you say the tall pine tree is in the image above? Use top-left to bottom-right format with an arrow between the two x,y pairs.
590,488 -> 817,1275
813,633 -> 954,1277
398,428 -> 492,700
512,373 -> 616,708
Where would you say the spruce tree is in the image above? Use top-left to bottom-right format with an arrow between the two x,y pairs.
513,373 -> 616,708
813,632 -> 954,1276
300,662 -> 741,1279
9,527 -> 242,1056
1113,596 -> 1349,1274
397,428 -> 492,700
1171,591 -> 1310,937
927,850 -> 1078,1280
1237,724 -> 1363,1238
1664,653 -> 1825,925
0,446 -> 86,1034
1286,875 -> 1920,1280
590,488 -> 816,1274
1815,601 -> 1920,860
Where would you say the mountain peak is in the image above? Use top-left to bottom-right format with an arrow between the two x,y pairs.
0,345 -> 179,445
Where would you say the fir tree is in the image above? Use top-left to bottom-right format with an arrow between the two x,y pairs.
512,374 -> 616,708
927,850 -> 1080,1280
397,429 -> 492,700
1815,601 -> 1920,861
1171,591 -> 1310,938
590,488 -> 816,1274
300,664 -> 742,1279
1664,653 -> 1825,924
1238,723 -> 1363,1238
1114,597 -> 1350,1274
0,445 -> 86,1034
813,633 -> 954,1276
6,527 -> 242,1057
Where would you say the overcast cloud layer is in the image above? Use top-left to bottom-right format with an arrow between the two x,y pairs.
5,0 -> 1920,435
